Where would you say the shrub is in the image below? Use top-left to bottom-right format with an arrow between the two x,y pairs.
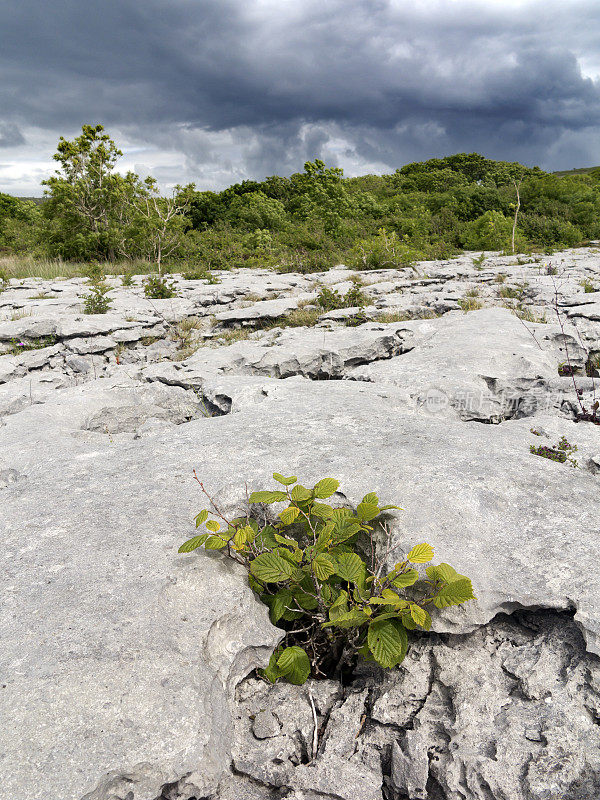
83,283 -> 112,314
179,474 -> 475,683
351,228 -> 420,271
581,279 -> 596,293
317,283 -> 367,311
121,272 -> 134,286
144,274 -> 177,299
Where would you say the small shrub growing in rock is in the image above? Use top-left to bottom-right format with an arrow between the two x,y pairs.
144,274 -> 177,299
83,284 -> 112,314
581,279 -> 597,293
121,272 -> 134,287
179,474 -> 475,684
317,284 -> 367,311
530,436 -> 578,467
0,268 -> 8,290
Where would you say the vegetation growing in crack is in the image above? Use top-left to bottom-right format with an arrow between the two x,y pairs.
178,473 -> 475,684
317,282 -> 367,312
530,436 -> 578,467
143,274 -> 177,299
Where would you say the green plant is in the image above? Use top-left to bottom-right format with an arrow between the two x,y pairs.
558,361 -> 578,377
183,266 -> 220,283
121,272 -> 134,286
471,253 -> 486,268
515,306 -> 547,323
9,335 -> 57,355
179,474 -> 475,683
143,274 -> 177,299
581,279 -> 596,293
465,288 -> 479,297
494,272 -> 507,284
83,283 -> 112,314
499,283 -> 527,300
530,436 -> 578,467
546,265 -> 558,275
458,296 -> 483,312
0,268 -> 8,291
585,353 -> 600,377
317,283 -> 367,311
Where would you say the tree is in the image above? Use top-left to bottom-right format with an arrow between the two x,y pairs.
42,124 -> 192,267
42,124 -> 129,260
127,179 -> 194,273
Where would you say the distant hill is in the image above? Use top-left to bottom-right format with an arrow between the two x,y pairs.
553,166 -> 600,177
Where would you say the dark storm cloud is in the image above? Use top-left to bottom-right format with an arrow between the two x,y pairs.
1,0 -> 600,191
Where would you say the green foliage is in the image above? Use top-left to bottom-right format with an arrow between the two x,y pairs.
530,436 -> 578,467
8,335 -> 57,355
143,274 -> 177,299
581,279 -> 597,293
83,283 -> 112,314
179,474 -> 475,683
317,282 -> 367,311
4,134 -> 599,269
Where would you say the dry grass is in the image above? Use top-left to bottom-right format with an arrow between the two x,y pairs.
458,297 -> 484,313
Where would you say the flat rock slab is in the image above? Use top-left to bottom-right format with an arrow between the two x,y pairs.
1,376 -> 599,799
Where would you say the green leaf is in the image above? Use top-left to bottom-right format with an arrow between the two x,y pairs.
328,589 -> 349,620
378,504 -> 403,512
315,522 -> 335,551
331,508 -> 352,522
407,543 -> 434,564
291,484 -> 312,502
204,535 -> 228,550
293,589 -> 319,611
277,646 -> 311,684
205,519 -> 221,532
313,553 -> 336,580
362,491 -> 379,506
194,510 -> 208,527
178,534 -> 208,553
323,609 -> 370,629
249,490 -> 288,504
233,525 -> 255,550
426,563 -> 459,583
261,650 -> 284,683
356,501 -> 380,522
433,578 -> 476,608
335,552 -> 366,583
279,506 -> 301,525
368,619 -> 408,668
273,473 -> 297,486
409,604 -> 431,629
270,589 -> 292,623
254,525 -> 278,550
390,568 -> 419,588
250,552 -> 295,583
313,478 -> 340,499
311,502 -> 334,519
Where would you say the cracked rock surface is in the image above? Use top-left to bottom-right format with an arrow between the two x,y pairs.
1,249 -> 599,800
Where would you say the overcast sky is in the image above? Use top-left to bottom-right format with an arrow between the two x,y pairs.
1,0 -> 600,195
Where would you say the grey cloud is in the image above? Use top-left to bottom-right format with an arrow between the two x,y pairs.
0,123 -> 25,148
1,0 -> 600,192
